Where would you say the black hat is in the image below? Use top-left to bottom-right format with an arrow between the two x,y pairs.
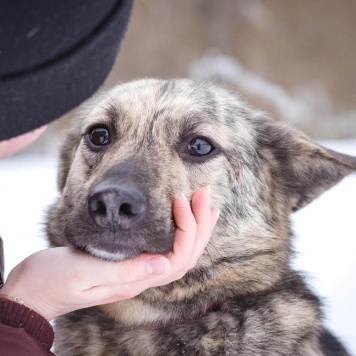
0,0 -> 133,141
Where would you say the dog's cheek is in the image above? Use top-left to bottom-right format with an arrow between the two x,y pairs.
182,157 -> 228,201
46,198 -> 71,247
47,168 -> 92,248
143,167 -> 181,248
205,163 -> 269,250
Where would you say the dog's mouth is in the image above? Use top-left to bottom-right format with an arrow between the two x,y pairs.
82,244 -> 164,262
65,220 -> 175,261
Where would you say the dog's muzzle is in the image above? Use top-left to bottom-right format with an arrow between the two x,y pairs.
88,182 -> 147,232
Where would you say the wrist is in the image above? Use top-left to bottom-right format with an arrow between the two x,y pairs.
0,283 -> 52,321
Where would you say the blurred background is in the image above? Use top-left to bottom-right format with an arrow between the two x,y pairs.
1,0 -> 356,353
37,0 -> 356,143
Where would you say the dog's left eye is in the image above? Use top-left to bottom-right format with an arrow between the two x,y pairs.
186,137 -> 214,156
88,126 -> 111,147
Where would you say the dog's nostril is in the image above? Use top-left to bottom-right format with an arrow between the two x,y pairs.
119,203 -> 135,218
90,200 -> 107,216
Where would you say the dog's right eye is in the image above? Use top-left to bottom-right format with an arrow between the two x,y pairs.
186,137 -> 214,156
87,126 -> 111,147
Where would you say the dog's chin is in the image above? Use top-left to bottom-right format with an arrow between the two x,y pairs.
83,245 -> 135,261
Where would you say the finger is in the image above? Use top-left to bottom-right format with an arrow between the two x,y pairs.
74,255 -> 171,307
166,187 -> 211,271
80,281 -> 151,306
77,252 -> 171,289
167,192 -> 197,260
189,187 -> 215,258
193,207 -> 220,258
191,186 -> 211,226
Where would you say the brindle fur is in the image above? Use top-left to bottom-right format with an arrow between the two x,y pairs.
46,79 -> 355,355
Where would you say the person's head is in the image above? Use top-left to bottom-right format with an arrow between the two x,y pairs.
0,0 -> 133,158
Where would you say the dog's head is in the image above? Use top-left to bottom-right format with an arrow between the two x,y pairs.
47,79 -> 356,293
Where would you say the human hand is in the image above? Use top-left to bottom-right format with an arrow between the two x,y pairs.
0,186 -> 218,320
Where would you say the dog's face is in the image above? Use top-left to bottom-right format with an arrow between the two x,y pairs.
47,79 -> 356,295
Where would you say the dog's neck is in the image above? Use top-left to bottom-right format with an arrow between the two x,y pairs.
99,269 -> 283,327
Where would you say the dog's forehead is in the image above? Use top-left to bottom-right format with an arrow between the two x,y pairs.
89,80 -> 226,123
111,79 -> 212,107
101,79 -> 217,123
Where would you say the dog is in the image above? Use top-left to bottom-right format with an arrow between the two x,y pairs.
47,79 -> 355,355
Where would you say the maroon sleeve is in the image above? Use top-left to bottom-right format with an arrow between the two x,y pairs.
0,324 -> 55,356
0,297 -> 55,355
0,237 -> 4,288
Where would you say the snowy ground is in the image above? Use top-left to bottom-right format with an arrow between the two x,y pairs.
0,139 -> 355,354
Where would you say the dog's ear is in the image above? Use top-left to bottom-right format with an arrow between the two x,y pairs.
257,122 -> 356,212
57,130 -> 81,191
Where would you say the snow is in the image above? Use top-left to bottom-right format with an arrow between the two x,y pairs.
0,140 -> 355,354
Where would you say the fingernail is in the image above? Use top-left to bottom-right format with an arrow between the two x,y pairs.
206,186 -> 211,205
146,256 -> 171,276
214,210 -> 221,226
181,193 -> 188,205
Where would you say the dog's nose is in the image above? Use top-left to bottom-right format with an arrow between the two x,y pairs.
88,183 -> 147,232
